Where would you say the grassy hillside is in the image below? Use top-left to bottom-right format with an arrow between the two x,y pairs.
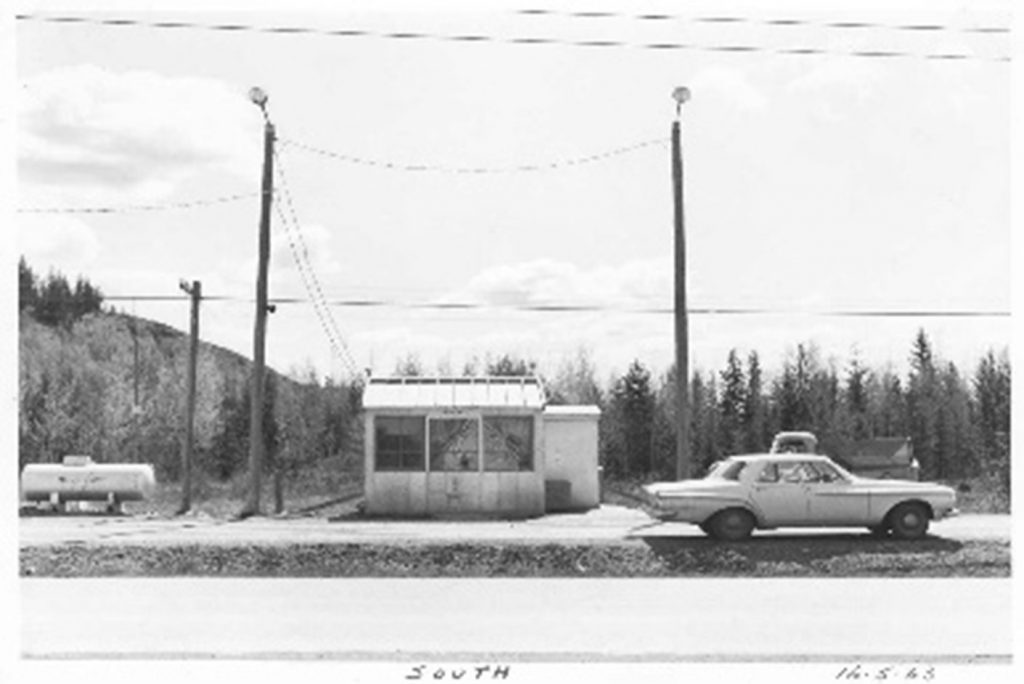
18,310 -> 363,501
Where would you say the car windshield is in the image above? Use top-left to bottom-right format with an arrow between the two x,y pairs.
704,459 -> 746,481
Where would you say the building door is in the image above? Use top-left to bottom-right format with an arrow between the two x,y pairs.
428,417 -> 481,512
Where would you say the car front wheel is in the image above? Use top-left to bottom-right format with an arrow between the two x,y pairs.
888,503 -> 930,540
707,509 -> 755,541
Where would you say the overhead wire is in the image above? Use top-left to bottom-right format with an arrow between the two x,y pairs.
273,146 -> 362,377
99,294 -> 1010,318
14,14 -> 1011,62
515,8 -> 1011,35
280,137 -> 669,174
16,12 -> 1008,334
16,191 -> 260,214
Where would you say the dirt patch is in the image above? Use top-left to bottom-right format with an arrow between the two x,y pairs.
20,537 -> 1010,578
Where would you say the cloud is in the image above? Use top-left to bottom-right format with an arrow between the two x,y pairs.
689,66 -> 768,112
788,55 -> 884,92
218,221 -> 344,299
17,214 -> 100,273
451,258 -> 672,308
18,65 -> 260,204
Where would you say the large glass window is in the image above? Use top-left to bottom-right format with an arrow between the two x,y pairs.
429,418 -> 479,472
374,416 -> 425,471
483,416 -> 534,471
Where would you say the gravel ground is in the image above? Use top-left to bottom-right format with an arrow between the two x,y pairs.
20,536 -> 1010,578
20,504 -> 1009,578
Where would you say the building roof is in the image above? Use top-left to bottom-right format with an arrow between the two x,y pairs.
362,376 -> 546,410
543,405 -> 601,419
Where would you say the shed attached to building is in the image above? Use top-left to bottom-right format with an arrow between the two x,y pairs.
362,376 -> 601,518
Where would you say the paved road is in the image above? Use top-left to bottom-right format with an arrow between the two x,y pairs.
20,577 -> 1012,662
18,506 -> 1010,547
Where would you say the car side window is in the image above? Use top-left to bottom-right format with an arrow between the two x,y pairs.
720,461 -> 747,481
756,463 -> 778,483
778,461 -> 806,483
808,461 -> 843,483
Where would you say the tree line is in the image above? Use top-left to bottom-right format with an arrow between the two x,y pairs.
586,334 -> 1009,496
19,257 -> 104,328
19,261 -> 1010,507
392,336 -> 1010,495
18,262 -> 363,505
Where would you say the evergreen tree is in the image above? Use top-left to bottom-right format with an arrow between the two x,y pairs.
718,349 -> 746,455
72,276 -> 104,320
972,349 -> 1010,496
19,257 -> 38,313
775,344 -> 816,430
651,367 -> 677,480
742,351 -> 769,452
844,355 -> 872,441
936,362 -> 975,479
690,371 -> 722,472
35,272 -> 75,328
606,360 -> 655,478
809,360 -> 842,456
21,261 -> 105,329
873,369 -> 908,437
907,329 -> 942,478
973,349 -> 1011,460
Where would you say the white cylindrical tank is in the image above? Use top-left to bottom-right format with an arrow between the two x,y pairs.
21,456 -> 156,503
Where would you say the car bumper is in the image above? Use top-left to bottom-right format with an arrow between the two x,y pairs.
935,507 -> 959,521
642,495 -> 713,524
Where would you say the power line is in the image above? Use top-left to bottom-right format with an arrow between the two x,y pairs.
516,8 -> 1011,35
280,137 -> 668,174
100,294 -> 1010,318
273,147 -> 361,377
14,14 -> 1011,62
16,191 -> 260,214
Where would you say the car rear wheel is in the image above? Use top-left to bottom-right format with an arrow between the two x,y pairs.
707,509 -> 755,541
888,502 -> 930,540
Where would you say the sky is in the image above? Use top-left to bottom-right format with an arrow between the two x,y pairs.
8,0 -> 1014,385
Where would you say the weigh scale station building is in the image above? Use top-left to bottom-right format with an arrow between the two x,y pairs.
362,376 -> 600,517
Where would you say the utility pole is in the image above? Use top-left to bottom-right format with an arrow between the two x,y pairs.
240,86 -> 274,518
131,314 -> 141,463
672,86 -> 692,481
177,280 -> 201,515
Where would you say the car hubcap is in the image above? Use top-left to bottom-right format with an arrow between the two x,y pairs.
723,513 -> 746,536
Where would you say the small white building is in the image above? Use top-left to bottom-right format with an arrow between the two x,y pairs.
362,376 -> 600,518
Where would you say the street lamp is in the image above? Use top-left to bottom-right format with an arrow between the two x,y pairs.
240,86 -> 275,518
248,86 -> 269,109
671,86 -> 691,481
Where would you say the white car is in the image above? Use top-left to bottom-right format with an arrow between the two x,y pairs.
643,453 -> 958,541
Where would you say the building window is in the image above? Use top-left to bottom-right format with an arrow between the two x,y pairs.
483,416 -> 534,471
429,418 -> 479,472
374,416 -> 425,471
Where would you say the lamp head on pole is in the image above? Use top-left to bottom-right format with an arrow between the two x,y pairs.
672,86 -> 691,118
248,86 -> 269,110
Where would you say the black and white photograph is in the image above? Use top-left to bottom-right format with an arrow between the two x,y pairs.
3,0 -> 1017,682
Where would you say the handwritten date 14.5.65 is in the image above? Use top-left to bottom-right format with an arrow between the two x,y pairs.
836,664 -> 936,681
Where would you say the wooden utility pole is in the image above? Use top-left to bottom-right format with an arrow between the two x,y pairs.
240,87 -> 274,518
672,87 -> 692,481
177,280 -> 201,515
131,315 -> 141,462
